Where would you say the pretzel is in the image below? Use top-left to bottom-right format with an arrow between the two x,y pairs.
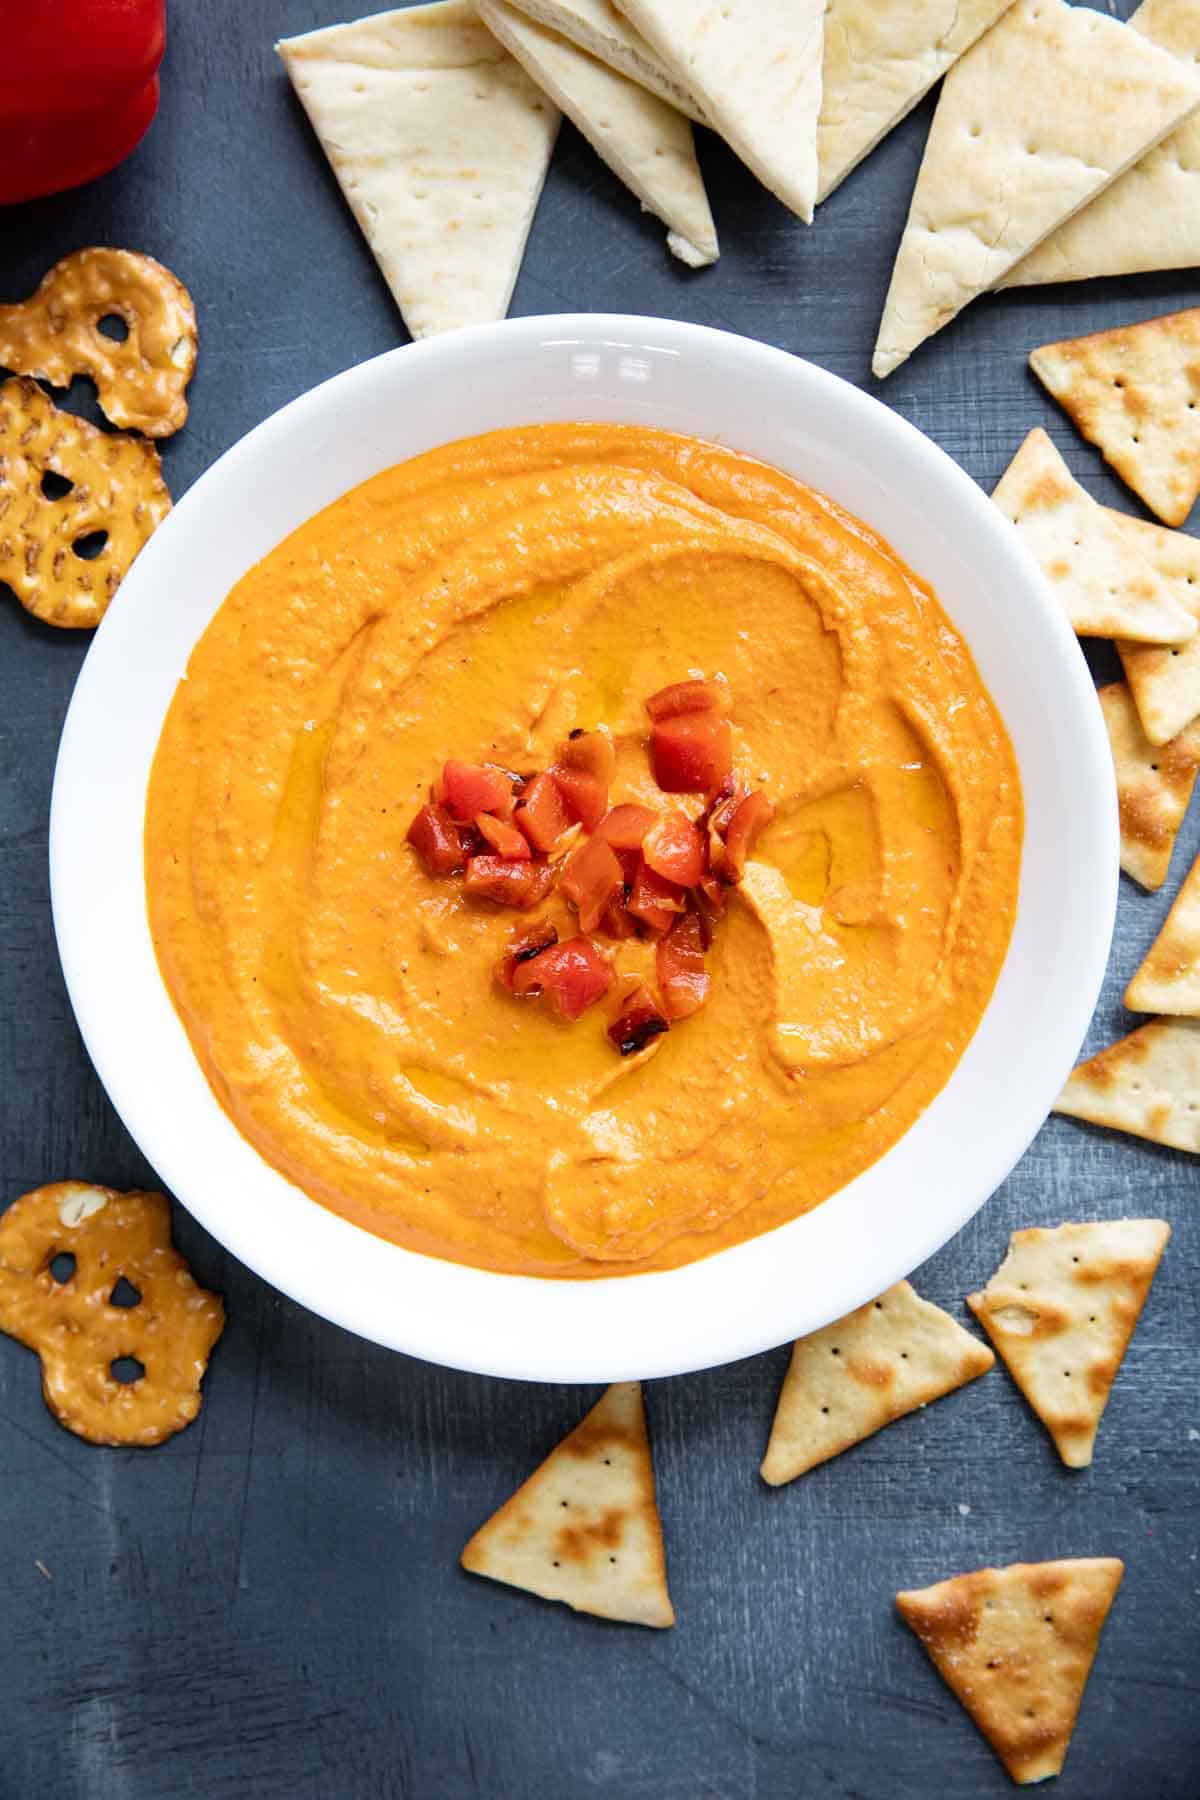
0,248 -> 197,437
0,376 -> 170,628
0,1182 -> 224,1446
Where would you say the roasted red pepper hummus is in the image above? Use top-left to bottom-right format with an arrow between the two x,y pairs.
145,424 -> 1022,1277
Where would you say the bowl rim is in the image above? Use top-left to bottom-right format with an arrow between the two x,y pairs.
49,312 -> 1117,1382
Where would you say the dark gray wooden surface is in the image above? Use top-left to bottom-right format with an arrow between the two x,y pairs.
2,3 -> 1197,1796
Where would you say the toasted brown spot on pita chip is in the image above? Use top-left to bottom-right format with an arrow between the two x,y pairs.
1099,681 -> 1200,891
1110,508 -> 1200,745
1056,1015 -> 1200,1154
897,1558 -> 1124,1785
1126,851 -> 1200,1015
760,1280 -> 993,1486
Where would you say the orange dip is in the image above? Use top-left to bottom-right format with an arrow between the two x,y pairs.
145,424 -> 1022,1276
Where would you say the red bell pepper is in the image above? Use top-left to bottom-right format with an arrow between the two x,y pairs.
0,1 -> 166,207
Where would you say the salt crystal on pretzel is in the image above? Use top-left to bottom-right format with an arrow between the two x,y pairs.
0,247 -> 197,438
0,1182 -> 224,1446
0,376 -> 170,629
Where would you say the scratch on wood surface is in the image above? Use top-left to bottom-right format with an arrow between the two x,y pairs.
34,1557 -> 52,1581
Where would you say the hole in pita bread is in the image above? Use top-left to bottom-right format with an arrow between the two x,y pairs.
1044,1613 -> 1053,1623
551,1560 -> 560,1568
49,1252 -> 76,1283
603,1458 -> 611,1466
609,1556 -> 617,1564
900,1352 -> 909,1360
73,530 -> 107,561
41,470 -> 73,500
1132,435 -> 1141,444
821,1405 -> 829,1414
874,1301 -> 883,1310
968,125 -> 981,139
831,1347 -> 840,1356
1114,378 -> 1124,389
986,1659 -> 998,1669
560,1499 -> 568,1508
1063,1369 -> 1071,1378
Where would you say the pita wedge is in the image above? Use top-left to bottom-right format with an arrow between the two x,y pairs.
1055,1016 -> 1200,1153
1127,852 -> 1200,1015
613,0 -> 827,222
760,1281 -> 993,1486
872,0 -> 1200,379
504,0 -> 704,119
476,1 -> 717,266
1099,682 -> 1200,892
1006,0 -> 1200,289
967,1219 -> 1171,1468
277,2 -> 559,340
991,430 -> 1196,644
1031,309 -> 1200,527
897,1558 -> 1124,1784
816,0 -> 1016,205
1112,511 -> 1200,746
460,1381 -> 675,1626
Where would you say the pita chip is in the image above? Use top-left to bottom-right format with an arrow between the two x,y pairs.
504,0 -> 704,119
872,0 -> 1200,379
613,0 -> 826,222
760,1281 -> 993,1486
991,430 -> 1196,644
1055,1016 -> 1200,1153
1112,511 -> 1200,746
816,0 -> 1017,205
476,1 -> 717,266
897,1558 -> 1124,1784
967,1219 -> 1171,1468
1006,0 -> 1200,289
460,1381 -> 675,1626
277,2 -> 559,340
1030,308 -> 1200,527
1098,681 -> 1200,892
1126,852 -> 1200,1015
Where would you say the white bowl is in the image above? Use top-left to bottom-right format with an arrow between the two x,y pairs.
50,315 -> 1116,1383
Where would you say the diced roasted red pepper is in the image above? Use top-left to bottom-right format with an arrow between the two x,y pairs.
642,812 -> 705,888
511,935 -> 614,1020
593,803 -> 657,850
514,771 -> 573,852
607,985 -> 670,1056
560,836 -> 624,934
406,802 -> 466,877
645,678 -> 726,721
495,918 -> 559,990
714,791 -> 775,883
657,911 -> 711,1021
435,759 -> 515,822
558,727 -> 616,785
600,893 -> 640,940
475,812 -> 531,860
651,711 -> 733,794
626,858 -> 686,936
550,765 -> 608,832
464,855 -> 556,909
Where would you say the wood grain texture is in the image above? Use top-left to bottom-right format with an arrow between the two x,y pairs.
1,2 -> 1198,1795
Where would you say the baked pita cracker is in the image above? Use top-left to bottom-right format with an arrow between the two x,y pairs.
816,0 -> 1016,204
614,0 -> 826,222
1099,681 -> 1200,892
1112,511 -> 1200,746
897,1558 -> 1124,1784
967,1220 -> 1171,1468
504,0 -> 704,119
476,1 -> 717,266
460,1381 -> 675,1626
991,430 -> 1196,643
1005,0 -> 1200,289
277,2 -> 559,340
760,1280 -> 993,1486
1055,1015 -> 1200,1153
1030,308 -> 1200,527
1126,852 -> 1200,1015
872,0 -> 1200,379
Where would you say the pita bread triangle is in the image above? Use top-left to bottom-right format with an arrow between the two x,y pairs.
872,0 -> 1200,379
991,429 -> 1197,644
277,2 -> 559,341
476,0 -> 717,267
817,0 -> 1016,204
1098,681 -> 1200,892
1005,0 -> 1200,289
1031,308 -> 1200,527
460,1381 -> 675,1626
760,1280 -> 994,1486
1112,510 -> 1200,746
897,1558 -> 1125,1784
504,0 -> 705,120
1055,1016 -> 1200,1153
1126,851 -> 1200,1015
967,1219 -> 1171,1468
613,0 -> 827,222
